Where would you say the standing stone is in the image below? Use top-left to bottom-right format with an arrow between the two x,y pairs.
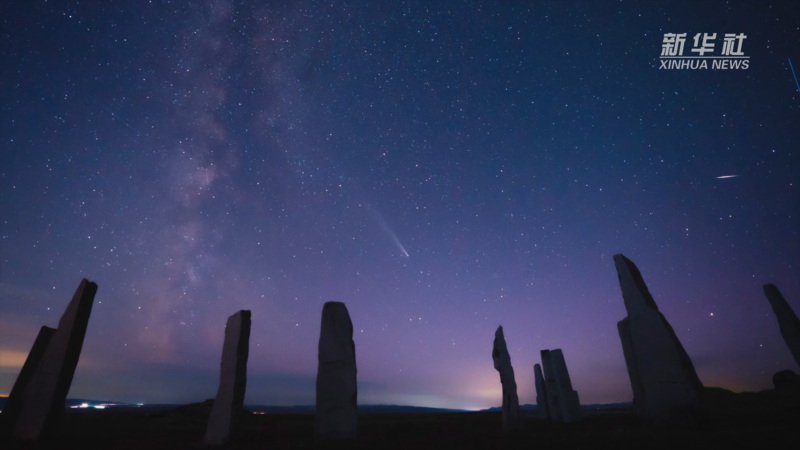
492,326 -> 522,432
614,254 -> 702,424
763,284 -> 800,367
540,349 -> 581,423
316,302 -> 357,439
14,279 -> 98,440
772,370 -> 800,392
534,363 -> 549,419
0,326 -> 56,436
204,310 -> 251,446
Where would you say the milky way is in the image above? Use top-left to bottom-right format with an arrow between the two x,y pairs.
1,1 -> 798,409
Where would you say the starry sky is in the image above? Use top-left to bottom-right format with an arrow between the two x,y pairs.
1,1 -> 798,410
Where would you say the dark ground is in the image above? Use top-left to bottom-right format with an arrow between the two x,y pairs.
1,395 -> 799,450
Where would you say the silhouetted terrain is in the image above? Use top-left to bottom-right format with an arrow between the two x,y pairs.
481,402 -> 633,412
1,388 -> 798,449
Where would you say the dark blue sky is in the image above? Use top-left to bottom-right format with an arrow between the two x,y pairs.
1,0 -> 798,409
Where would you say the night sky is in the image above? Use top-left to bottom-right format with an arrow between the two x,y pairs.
1,1 -> 798,410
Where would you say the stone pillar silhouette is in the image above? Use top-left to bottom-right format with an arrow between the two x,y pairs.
534,363 -> 549,419
204,310 -> 251,446
0,326 -> 56,436
763,284 -> 800,367
14,279 -> 98,440
492,326 -> 522,432
614,254 -> 702,424
316,302 -> 357,439
540,349 -> 581,423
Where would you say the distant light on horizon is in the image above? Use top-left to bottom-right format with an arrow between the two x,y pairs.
69,402 -> 115,409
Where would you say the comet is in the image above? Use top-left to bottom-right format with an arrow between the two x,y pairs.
368,205 -> 410,257
380,221 -> 409,257
391,234 -> 410,258
716,175 -> 739,179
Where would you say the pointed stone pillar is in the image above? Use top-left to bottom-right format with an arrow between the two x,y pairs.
534,363 -> 549,419
14,279 -> 98,440
540,349 -> 581,423
0,326 -> 56,436
316,302 -> 357,439
614,254 -> 702,424
492,326 -> 522,432
763,284 -> 800,367
205,310 -> 251,446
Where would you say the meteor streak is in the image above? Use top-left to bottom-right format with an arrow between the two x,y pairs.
790,58 -> 800,93
716,175 -> 739,179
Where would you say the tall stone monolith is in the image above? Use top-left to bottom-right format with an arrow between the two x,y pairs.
534,363 -> 549,419
763,284 -> 800,367
540,349 -> 581,423
316,302 -> 357,439
492,326 -> 522,432
14,279 -> 98,440
0,326 -> 56,436
614,254 -> 702,424
205,310 -> 251,446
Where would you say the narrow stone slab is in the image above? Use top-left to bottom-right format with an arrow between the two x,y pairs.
763,284 -> 800,367
14,279 -> 98,440
316,302 -> 357,439
0,326 -> 56,436
492,326 -> 522,432
204,310 -> 251,446
540,349 -> 581,423
534,363 -> 549,419
614,254 -> 702,424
